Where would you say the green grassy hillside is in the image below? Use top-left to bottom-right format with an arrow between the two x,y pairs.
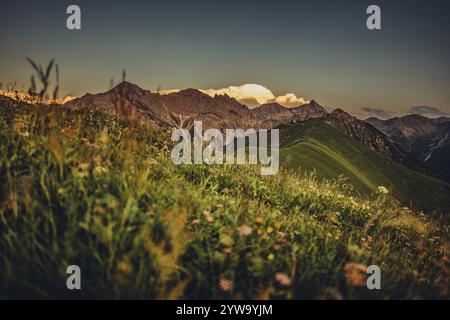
0,101 -> 449,299
280,120 -> 450,214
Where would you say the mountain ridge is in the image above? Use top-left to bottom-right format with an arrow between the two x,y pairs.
280,119 -> 450,213
1,81 -> 433,178
62,82 -> 431,176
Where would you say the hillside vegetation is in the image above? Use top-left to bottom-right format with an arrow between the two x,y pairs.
0,101 -> 449,299
280,120 -> 450,214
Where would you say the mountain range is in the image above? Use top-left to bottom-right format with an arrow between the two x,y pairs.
65,82 -> 427,174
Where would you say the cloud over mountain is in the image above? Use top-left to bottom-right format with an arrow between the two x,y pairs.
159,84 -> 309,108
408,106 -> 449,118
362,107 -> 395,120
272,93 -> 309,108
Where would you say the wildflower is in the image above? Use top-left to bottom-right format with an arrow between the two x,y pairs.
267,253 -> 275,261
219,276 -> 233,293
19,131 -> 30,138
267,226 -> 273,234
78,163 -> 89,171
344,262 -> 367,287
93,155 -> 102,164
94,166 -> 107,175
237,224 -> 252,237
203,210 -> 214,223
93,205 -> 106,215
277,231 -> 286,238
274,272 -> 291,287
223,247 -> 232,254
192,219 -> 201,225
117,261 -> 132,274
377,186 -> 389,194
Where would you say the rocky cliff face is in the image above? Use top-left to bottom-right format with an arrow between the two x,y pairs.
366,115 -> 450,154
251,100 -> 328,128
366,115 -> 450,180
324,109 -> 428,174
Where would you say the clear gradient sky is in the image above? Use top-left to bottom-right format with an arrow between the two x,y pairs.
1,0 -> 449,117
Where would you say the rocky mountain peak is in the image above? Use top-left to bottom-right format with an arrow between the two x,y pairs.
111,81 -> 147,97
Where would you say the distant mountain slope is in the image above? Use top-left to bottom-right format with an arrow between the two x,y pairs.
280,120 -> 450,214
324,109 -> 428,174
366,115 -> 450,181
251,100 -> 327,127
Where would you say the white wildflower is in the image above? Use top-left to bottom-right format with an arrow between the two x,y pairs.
377,186 -> 389,194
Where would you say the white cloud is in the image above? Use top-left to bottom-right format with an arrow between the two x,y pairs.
158,83 -> 309,108
272,93 -> 309,108
409,106 -> 449,118
158,88 -> 181,95
200,84 -> 275,106
0,89 -> 76,105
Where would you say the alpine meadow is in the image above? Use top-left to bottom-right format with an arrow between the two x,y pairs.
1,0 -> 450,302
0,96 -> 449,299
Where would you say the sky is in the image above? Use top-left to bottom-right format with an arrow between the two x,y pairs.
0,0 -> 449,118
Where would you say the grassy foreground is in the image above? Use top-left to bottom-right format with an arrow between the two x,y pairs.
0,100 -> 449,299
